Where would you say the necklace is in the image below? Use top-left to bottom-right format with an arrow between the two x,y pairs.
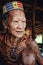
5,33 -> 24,62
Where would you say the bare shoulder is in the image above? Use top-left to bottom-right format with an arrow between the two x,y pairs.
25,36 -> 40,54
31,40 -> 40,53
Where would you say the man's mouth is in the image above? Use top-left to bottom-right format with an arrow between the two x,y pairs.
16,31 -> 23,34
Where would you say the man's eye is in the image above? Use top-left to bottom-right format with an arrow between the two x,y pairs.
22,21 -> 26,22
14,21 -> 18,22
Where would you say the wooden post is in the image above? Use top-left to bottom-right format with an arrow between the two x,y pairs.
32,0 -> 37,39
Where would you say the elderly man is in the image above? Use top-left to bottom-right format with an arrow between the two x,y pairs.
0,1 -> 43,65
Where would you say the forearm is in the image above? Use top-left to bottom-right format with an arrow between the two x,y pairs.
26,39 -> 43,65
35,53 -> 43,65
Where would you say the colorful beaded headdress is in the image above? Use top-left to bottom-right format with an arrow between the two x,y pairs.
3,1 -> 24,14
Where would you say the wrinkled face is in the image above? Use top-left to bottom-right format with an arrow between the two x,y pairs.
7,10 -> 26,38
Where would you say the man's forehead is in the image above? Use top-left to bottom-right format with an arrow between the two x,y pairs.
13,16 -> 26,21
8,10 -> 26,21
8,10 -> 25,17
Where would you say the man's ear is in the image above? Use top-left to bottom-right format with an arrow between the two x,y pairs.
2,19 -> 7,29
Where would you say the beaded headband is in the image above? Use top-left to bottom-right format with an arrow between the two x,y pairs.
3,1 -> 24,14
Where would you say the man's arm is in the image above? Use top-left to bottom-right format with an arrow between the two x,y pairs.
31,41 -> 43,65
26,38 -> 43,65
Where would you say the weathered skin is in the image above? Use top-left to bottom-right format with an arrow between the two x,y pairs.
0,33 -> 43,65
0,10 -> 43,65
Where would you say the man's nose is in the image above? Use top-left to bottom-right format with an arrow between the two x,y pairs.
18,21 -> 23,28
